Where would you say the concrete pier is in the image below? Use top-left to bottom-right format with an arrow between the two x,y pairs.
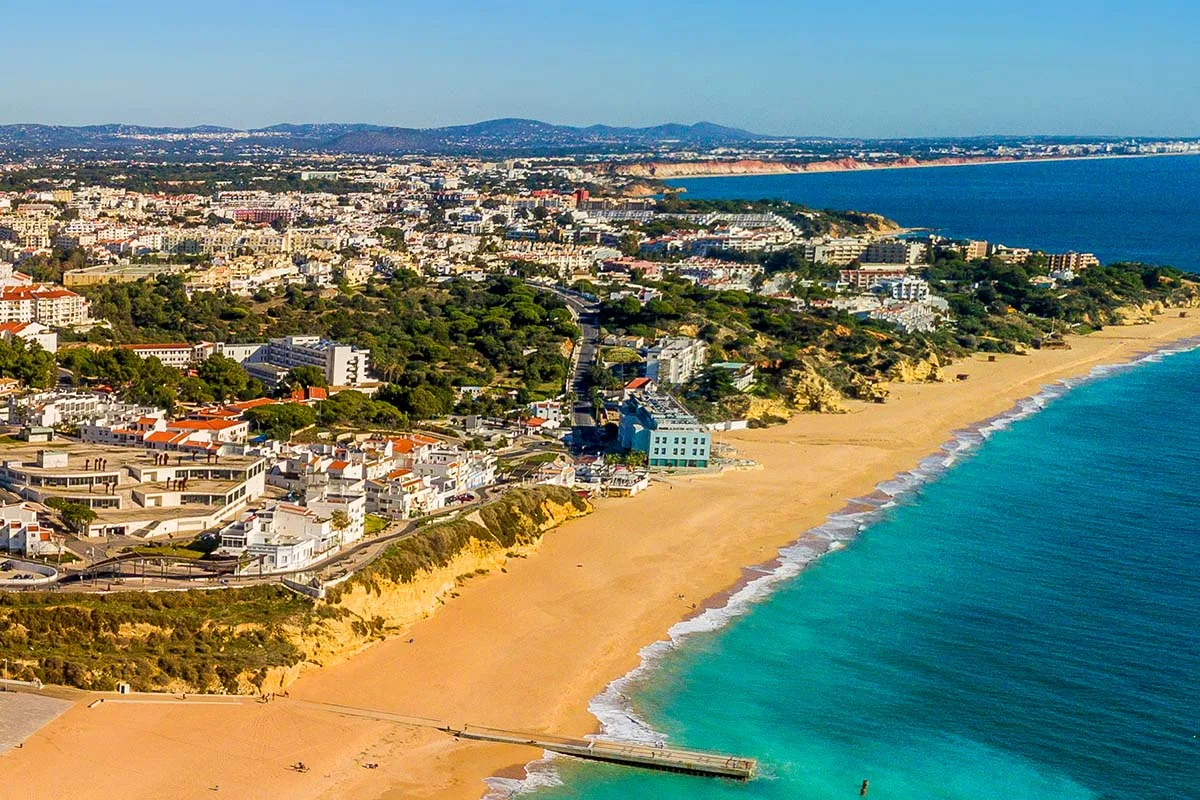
300,700 -> 757,780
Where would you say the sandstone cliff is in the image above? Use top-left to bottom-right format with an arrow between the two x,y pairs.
781,364 -> 845,413
255,487 -> 591,692
887,354 -> 946,383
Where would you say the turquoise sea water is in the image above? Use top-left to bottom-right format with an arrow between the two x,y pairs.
664,154 -> 1200,271
519,344 -> 1200,800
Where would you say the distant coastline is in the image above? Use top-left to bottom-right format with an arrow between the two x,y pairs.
622,150 -> 1200,182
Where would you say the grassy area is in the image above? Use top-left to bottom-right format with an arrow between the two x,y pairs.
517,451 -> 565,466
131,545 -> 206,560
364,514 -> 390,537
0,585 -> 310,692
601,346 -> 642,365
327,485 -> 588,600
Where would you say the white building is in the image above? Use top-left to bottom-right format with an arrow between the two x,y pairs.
0,320 -> 57,353
0,285 -> 91,328
219,504 -> 321,573
9,391 -> 163,428
0,502 -> 60,558
880,276 -> 931,301
121,342 -> 215,369
225,336 -> 371,388
645,337 -> 708,385
527,400 -> 566,426
366,469 -> 443,519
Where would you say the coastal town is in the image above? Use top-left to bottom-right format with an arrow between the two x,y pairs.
3,0 -> 1199,797
0,149 -> 1191,598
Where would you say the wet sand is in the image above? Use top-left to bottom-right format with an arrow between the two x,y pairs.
3,314 -> 1200,800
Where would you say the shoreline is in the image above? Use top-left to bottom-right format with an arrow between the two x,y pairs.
647,150 -> 1200,182
4,314 -> 1200,799
567,329 -> 1200,784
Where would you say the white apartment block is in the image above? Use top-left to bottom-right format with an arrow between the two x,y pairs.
0,285 -> 91,328
645,337 -> 708,385
864,239 -> 927,265
9,391 -> 163,428
0,502 -> 60,558
881,276 -> 931,301
804,237 -> 870,266
261,336 -> 371,387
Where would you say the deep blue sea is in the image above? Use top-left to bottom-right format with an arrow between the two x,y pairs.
503,159 -> 1200,800
665,155 -> 1200,272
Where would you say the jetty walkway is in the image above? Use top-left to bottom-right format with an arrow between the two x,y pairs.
86,695 -> 757,780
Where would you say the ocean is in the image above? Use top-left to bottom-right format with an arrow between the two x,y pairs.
665,154 -> 1200,272
503,159 -> 1200,800
518,342 -> 1200,800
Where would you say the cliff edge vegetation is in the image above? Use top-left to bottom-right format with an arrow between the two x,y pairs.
0,486 -> 589,694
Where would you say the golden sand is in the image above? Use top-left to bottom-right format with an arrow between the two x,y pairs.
4,314 -> 1200,800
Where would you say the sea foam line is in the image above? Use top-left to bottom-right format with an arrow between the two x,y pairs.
484,336 -> 1200,797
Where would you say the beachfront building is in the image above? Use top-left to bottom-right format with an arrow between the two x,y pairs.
218,503 -> 325,573
365,469 -> 443,519
710,361 -> 757,392
618,388 -> 711,469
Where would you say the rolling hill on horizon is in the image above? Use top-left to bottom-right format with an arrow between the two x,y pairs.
0,118 -> 767,155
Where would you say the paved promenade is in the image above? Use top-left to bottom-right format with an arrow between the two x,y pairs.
0,693 -> 73,754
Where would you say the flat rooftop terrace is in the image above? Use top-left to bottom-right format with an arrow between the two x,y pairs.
0,439 -> 261,474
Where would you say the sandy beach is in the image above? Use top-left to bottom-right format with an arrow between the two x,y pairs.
638,151 -> 1200,181
4,313 -> 1200,800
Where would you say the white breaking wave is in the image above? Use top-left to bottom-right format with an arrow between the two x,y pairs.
486,336 -> 1200,797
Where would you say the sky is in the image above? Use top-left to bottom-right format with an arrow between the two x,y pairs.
4,0 -> 1198,137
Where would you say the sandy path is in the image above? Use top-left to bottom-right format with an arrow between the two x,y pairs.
4,314 -> 1200,800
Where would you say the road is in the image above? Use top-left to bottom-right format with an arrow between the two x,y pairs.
526,282 -> 601,434
46,487 -> 499,592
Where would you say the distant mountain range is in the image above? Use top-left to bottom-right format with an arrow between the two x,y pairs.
0,118 -> 767,156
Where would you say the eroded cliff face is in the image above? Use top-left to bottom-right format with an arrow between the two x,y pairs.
254,491 -> 591,691
1114,294 -> 1200,325
781,365 -> 845,413
887,354 -> 946,383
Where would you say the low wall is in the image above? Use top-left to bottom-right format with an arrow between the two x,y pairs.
281,577 -> 326,600
0,558 -> 59,588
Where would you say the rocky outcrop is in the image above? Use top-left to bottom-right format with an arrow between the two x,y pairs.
851,377 -> 891,403
781,365 -> 845,413
887,354 -> 945,383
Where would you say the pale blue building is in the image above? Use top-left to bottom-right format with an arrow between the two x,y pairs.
618,390 -> 711,468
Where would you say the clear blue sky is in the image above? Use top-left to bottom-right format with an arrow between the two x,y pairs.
6,0 -> 1198,137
